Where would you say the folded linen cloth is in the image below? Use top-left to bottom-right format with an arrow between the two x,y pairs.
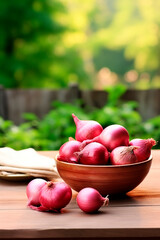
0,147 -> 59,179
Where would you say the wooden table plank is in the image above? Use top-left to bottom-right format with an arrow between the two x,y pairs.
0,206 -> 160,238
0,150 -> 160,239
0,204 -> 160,237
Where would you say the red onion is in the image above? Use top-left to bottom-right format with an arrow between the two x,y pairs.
129,138 -> 156,162
27,180 -> 72,212
76,142 -> 109,165
57,140 -> 81,163
110,146 -> 138,165
72,113 -> 103,142
39,181 -> 72,212
76,187 -> 109,213
82,124 -> 129,152
26,178 -> 47,207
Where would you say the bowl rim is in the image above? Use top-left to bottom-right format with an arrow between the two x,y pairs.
55,154 -> 152,168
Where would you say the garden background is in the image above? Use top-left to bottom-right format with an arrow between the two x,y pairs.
0,0 -> 160,150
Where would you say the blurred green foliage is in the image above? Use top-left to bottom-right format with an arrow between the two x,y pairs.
0,0 -> 160,89
0,85 -> 159,150
0,0 -> 90,88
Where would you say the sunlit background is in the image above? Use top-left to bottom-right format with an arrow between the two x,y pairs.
1,0 -> 160,150
1,0 -> 160,90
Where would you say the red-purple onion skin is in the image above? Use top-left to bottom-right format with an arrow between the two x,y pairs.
26,178 -> 47,207
39,181 -> 72,211
91,124 -> 129,152
129,138 -> 156,162
28,204 -> 48,212
72,113 -> 103,142
110,146 -> 138,165
77,187 -> 109,213
77,142 -> 109,165
57,140 -> 81,163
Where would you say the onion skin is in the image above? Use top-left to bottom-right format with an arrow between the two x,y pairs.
82,124 -> 129,152
26,178 -> 47,207
57,140 -> 81,163
72,113 -> 103,142
76,187 -> 109,213
39,181 -> 72,212
110,146 -> 138,165
129,138 -> 156,162
76,142 -> 109,165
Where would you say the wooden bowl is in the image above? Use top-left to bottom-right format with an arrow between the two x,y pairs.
55,155 -> 152,196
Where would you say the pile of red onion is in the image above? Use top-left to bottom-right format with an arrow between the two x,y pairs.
57,114 -> 156,165
26,179 -> 72,212
27,115 -> 156,214
26,179 -> 109,213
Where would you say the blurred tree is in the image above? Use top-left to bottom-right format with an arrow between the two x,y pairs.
0,0 -> 89,88
89,0 -> 160,81
106,0 -> 160,75
1,0 -> 160,89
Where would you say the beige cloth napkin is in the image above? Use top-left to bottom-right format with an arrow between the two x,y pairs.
0,147 -> 59,179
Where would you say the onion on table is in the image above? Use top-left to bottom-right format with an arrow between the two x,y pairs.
76,187 -> 109,213
26,179 -> 72,212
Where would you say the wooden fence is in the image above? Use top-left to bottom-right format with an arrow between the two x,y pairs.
0,84 -> 160,125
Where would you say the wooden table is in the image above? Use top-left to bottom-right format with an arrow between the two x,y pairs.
0,150 -> 160,240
